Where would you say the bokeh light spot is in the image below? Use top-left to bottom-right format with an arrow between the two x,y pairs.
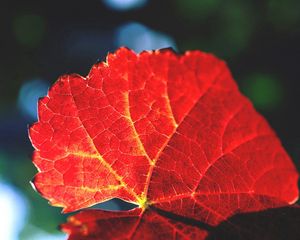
102,0 -> 147,11
17,79 -> 49,120
13,14 -> 46,48
242,74 -> 283,110
115,22 -> 177,52
0,182 -> 28,240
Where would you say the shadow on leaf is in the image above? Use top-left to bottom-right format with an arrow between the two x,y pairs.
207,206 -> 300,240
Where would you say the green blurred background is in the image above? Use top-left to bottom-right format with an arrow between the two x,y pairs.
1,0 -> 300,239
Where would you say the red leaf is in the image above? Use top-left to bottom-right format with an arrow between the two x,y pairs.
61,204 -> 300,240
61,208 -> 208,240
29,47 -> 299,239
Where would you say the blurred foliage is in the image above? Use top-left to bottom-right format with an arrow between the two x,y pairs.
13,14 -> 46,48
267,0 -> 300,31
177,0 -> 257,57
0,151 -> 66,234
242,74 -> 283,110
1,0 -> 300,239
175,0 -> 221,20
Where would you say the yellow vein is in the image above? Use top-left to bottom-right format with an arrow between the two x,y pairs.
123,92 -> 152,164
67,77 -> 141,202
142,65 -> 225,199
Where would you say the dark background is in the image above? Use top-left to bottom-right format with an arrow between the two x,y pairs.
1,0 -> 299,239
